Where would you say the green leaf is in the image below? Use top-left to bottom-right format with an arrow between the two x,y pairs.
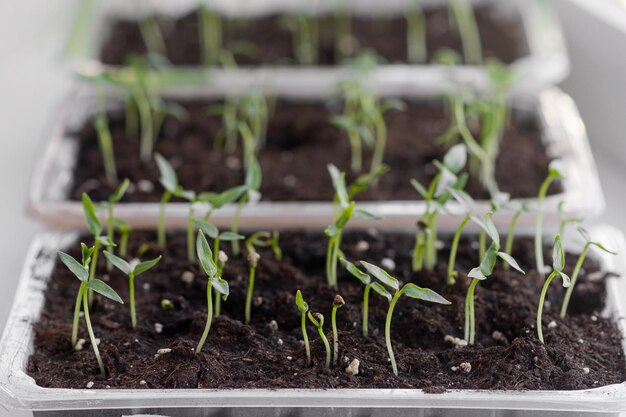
175,187 -> 196,201
87,279 -> 124,304
482,212 -> 500,248
479,243 -> 498,277
154,153 -> 178,193
103,251 -> 131,275
325,224 -> 340,237
219,232 -> 245,241
556,270 -> 571,288
401,283 -> 451,305
209,277 -> 229,298
353,209 -> 381,221
497,252 -> 525,274
434,167 -> 457,198
370,281 -> 392,301
245,158 -> 262,191
589,242 -> 617,255
196,231 -> 218,278
295,290 -> 309,313
82,193 -> 103,237
109,179 -> 130,204
201,186 -> 247,209
133,256 -> 162,276
80,243 -> 94,267
328,165 -> 349,208
410,179 -> 428,199
468,267 -> 487,281
335,202 -> 355,229
552,234 -> 565,272
448,188 -> 474,212
349,164 -> 390,197
340,258 -> 371,285
58,251 -> 89,281
193,218 -> 219,239
96,236 -> 116,247
360,261 -> 399,291
443,144 -> 467,173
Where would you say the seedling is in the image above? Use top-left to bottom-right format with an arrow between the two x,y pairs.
325,164 -> 384,288
331,295 -> 345,365
244,252 -> 261,325
446,188 -> 478,285
199,5 -> 222,66
295,290 -> 311,366
231,158 -> 262,256
560,228 -> 616,318
195,231 -> 230,353
245,231 -> 283,261
406,3 -> 427,64
360,261 -> 450,376
340,258 -> 391,337
534,164 -> 562,273
448,0 -> 482,65
58,248 -> 123,375
105,179 -> 130,269
115,219 -> 133,258
281,14 -> 320,65
411,144 -> 468,272
537,235 -> 570,343
93,106 -> 117,182
103,252 -> 162,329
308,311 -> 331,369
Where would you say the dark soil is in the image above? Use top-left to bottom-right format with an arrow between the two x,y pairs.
28,230 -> 625,390
100,7 -> 528,66
69,99 -> 560,203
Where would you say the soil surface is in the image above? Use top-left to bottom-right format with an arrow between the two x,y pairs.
28,230 -> 625,390
100,7 -> 528,66
69,99 -> 560,203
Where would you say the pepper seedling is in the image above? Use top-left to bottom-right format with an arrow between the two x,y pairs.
325,164 -> 384,288
93,103 -> 117,182
360,261 -> 450,376
58,248 -> 123,375
406,3 -> 427,64
105,179 -> 130,270
448,0 -> 482,65
411,144 -> 468,272
340,258 -> 391,337
560,228 -> 616,318
195,230 -> 230,353
103,252 -> 162,329
537,234 -> 570,343
331,295 -> 345,366
115,218 -> 133,258
295,290 -> 311,366
308,311 -> 331,369
534,163 -> 563,273
445,188 -> 478,285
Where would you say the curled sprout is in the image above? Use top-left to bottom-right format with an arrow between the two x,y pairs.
295,290 -> 311,366
331,295 -> 345,366
308,311 -> 331,369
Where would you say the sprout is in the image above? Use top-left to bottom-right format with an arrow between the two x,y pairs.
195,230 -> 230,353
448,0 -> 482,65
58,248 -> 123,375
105,179 -> 130,270
139,15 -> 167,56
535,164 -> 562,273
331,295 -> 345,366
361,261 -> 450,376
307,312 -> 331,369
281,14 -> 319,65
406,3 -> 427,64
198,5 -> 222,66
244,252 -> 261,325
295,290 -> 311,366
537,235 -> 570,343
411,144 -> 468,272
560,228 -> 616,318
503,201 -> 529,268
325,165 -> 384,288
93,108 -> 117,182
103,252 -> 162,329
115,218 -> 133,258
161,299 -> 174,310
340,258 -> 391,337
557,201 -> 582,239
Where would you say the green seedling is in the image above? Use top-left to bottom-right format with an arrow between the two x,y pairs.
105,179 -> 130,269
295,290 -> 311,366
308,311 -> 331,369
331,295 -> 345,365
199,5 -> 222,66
94,108 -> 117,182
448,0 -> 482,65
103,252 -> 162,329
58,248 -> 123,375
244,252 -> 261,325
411,144 -> 468,272
282,14 -> 320,65
535,164 -> 563,273
161,299 -> 175,310
231,158 -> 262,256
560,228 -> 616,318
115,218 -> 133,258
246,230 -> 283,261
341,258 -> 391,337
361,261 -> 450,376
537,234 -> 570,343
406,3 -> 427,64
139,15 -> 167,56
195,230 -> 230,353
154,153 -> 192,248
325,164 -> 384,287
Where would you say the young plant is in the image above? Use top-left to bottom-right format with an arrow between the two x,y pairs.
560,228 -> 616,318
103,252 -> 162,329
295,290 -> 311,366
341,258 -> 391,337
448,0 -> 482,65
245,231 -> 283,261
406,3 -> 427,64
325,165 -> 384,288
534,164 -> 562,273
361,261 -> 450,376
411,144 -> 468,272
331,295 -> 345,366
58,248 -> 123,375
244,252 -> 261,325
93,107 -> 118,182
199,5 -> 222,66
195,230 -> 230,353
308,311 -> 331,369
537,234 -> 570,343
282,14 -> 320,65
115,219 -> 133,258
105,179 -> 130,269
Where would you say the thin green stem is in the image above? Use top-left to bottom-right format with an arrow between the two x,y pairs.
348,129 -> 362,173
106,204 -> 114,271
317,325 -> 331,369
301,312 -> 311,366
120,229 -> 129,258
425,212 -> 439,269
537,272 -> 557,343
199,5 -> 222,66
245,265 -> 256,324
362,285 -> 370,338
407,5 -> 427,64
187,204 -> 196,263
135,88 -> 154,163
82,287 -> 105,375
412,229 -> 426,272
71,283 -> 85,346
158,191 -> 172,249
95,116 -> 118,182
370,111 -> 387,174
465,279 -> 479,345
332,306 -> 339,366
504,209 -> 522,269
125,95 -> 138,139
326,234 -> 342,288
88,240 -> 100,306
139,15 -> 167,56
231,195 -> 247,256
478,229 -> 486,261
214,258 -> 223,318
196,282 -> 213,353
535,175 -> 558,273
129,273 -> 136,329
386,290 -> 402,376
449,0 -> 483,65
333,8 -> 351,62
447,215 -> 470,285
560,244 -> 589,319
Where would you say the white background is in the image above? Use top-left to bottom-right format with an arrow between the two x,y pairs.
0,1 -> 625,416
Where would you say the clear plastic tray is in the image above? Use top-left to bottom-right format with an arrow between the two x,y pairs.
64,0 -> 569,94
0,225 -> 625,417
26,87 -> 604,232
